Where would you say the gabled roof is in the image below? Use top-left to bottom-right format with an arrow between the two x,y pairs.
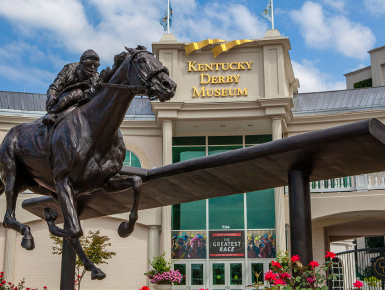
293,86 -> 385,115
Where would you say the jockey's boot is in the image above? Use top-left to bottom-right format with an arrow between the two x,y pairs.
42,113 -> 57,126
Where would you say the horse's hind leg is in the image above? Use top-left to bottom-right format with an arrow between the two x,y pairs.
1,145 -> 34,250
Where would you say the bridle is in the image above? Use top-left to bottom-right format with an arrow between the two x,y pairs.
128,50 -> 170,100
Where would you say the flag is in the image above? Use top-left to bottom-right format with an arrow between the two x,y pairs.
160,2 -> 173,31
260,0 -> 272,23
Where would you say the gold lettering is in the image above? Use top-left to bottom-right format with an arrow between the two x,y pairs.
226,76 -> 233,83
238,62 -> 245,70
193,87 -> 206,98
211,76 -> 218,84
205,64 -> 213,71
215,89 -> 221,97
201,74 -> 211,84
237,88 -> 248,96
229,88 -> 236,97
188,61 -> 197,72
245,61 -> 253,70
221,63 -> 229,71
221,89 -> 228,97
214,63 -> 221,71
218,76 -> 225,84
198,64 -> 204,71
230,62 -> 237,70
206,89 -> 214,97
234,75 -> 241,83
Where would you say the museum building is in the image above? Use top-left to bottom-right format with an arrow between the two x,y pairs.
0,30 -> 384,290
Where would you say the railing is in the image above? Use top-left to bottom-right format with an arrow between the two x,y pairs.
331,248 -> 385,290
284,172 -> 385,194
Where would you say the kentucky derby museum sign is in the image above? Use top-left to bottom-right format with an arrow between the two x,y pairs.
188,61 -> 252,98
209,231 -> 245,258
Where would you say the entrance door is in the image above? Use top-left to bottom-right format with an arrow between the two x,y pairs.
210,261 -> 245,290
248,260 -> 272,287
173,261 -> 207,290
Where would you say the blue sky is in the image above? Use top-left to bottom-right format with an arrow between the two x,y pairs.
0,0 -> 384,94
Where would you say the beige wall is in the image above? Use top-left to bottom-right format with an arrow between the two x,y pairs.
345,66 -> 372,89
12,217 -> 148,290
370,46 -> 385,87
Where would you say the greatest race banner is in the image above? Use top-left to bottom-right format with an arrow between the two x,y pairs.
209,231 -> 245,258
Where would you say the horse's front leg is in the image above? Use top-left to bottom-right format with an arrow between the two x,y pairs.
45,177 -> 83,239
43,208 -> 106,280
67,238 -> 106,280
103,175 -> 142,238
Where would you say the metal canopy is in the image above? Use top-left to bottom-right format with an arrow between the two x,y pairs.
22,118 -> 385,224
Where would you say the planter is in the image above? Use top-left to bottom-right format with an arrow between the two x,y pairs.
156,285 -> 172,290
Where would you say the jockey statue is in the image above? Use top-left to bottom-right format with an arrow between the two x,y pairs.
43,49 -> 101,125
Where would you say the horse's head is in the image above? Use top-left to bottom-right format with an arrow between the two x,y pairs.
125,46 -> 176,102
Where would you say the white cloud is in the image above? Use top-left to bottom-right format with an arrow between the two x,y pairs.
365,0 -> 385,15
0,0 -> 267,64
322,0 -> 346,11
293,59 -> 346,93
290,1 -> 376,60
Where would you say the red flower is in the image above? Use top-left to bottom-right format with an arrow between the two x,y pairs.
0,275 -> 3,278
274,279 -> 286,285
309,261 -> 319,268
264,271 -> 278,282
77,275 -> 81,278
325,251 -> 336,259
271,261 -> 282,268
44,287 -> 47,289
140,287 -> 150,290
0,272 -> 3,274
26,288 -> 30,290
291,255 -> 300,262
280,272 -> 291,280
353,281 -> 364,288
307,277 -> 316,283
8,282 -> 12,285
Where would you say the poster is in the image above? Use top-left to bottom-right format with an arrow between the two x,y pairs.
172,231 -> 206,259
209,231 -> 245,258
247,230 -> 276,258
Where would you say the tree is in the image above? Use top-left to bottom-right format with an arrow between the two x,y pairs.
50,230 -> 116,290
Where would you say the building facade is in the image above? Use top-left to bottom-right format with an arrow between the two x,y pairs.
0,31 -> 384,289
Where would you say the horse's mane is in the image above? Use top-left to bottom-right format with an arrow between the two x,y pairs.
100,45 -> 147,83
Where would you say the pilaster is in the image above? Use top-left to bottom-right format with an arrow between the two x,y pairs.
3,229 -> 16,282
271,116 -> 286,252
161,119 -> 173,261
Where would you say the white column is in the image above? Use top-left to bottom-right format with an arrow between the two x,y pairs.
148,226 -> 160,265
3,229 -> 16,283
271,116 -> 286,252
161,120 -> 173,261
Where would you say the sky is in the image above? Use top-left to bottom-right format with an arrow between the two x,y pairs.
0,0 -> 384,94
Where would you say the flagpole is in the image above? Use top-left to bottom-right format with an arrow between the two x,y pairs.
167,0 -> 170,34
271,0 -> 274,29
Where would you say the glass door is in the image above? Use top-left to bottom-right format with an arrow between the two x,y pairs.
210,261 -> 245,290
248,260 -> 272,288
173,261 -> 207,290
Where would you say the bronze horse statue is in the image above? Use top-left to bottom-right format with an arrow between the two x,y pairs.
0,46 -> 176,280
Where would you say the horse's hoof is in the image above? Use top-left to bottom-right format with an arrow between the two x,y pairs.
91,268 -> 106,280
43,208 -> 58,222
21,235 -> 35,250
118,222 -> 134,238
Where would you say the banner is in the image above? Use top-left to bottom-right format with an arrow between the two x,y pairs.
209,231 -> 245,258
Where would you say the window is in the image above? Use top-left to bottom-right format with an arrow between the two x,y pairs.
123,151 -> 141,168
354,78 -> 372,88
